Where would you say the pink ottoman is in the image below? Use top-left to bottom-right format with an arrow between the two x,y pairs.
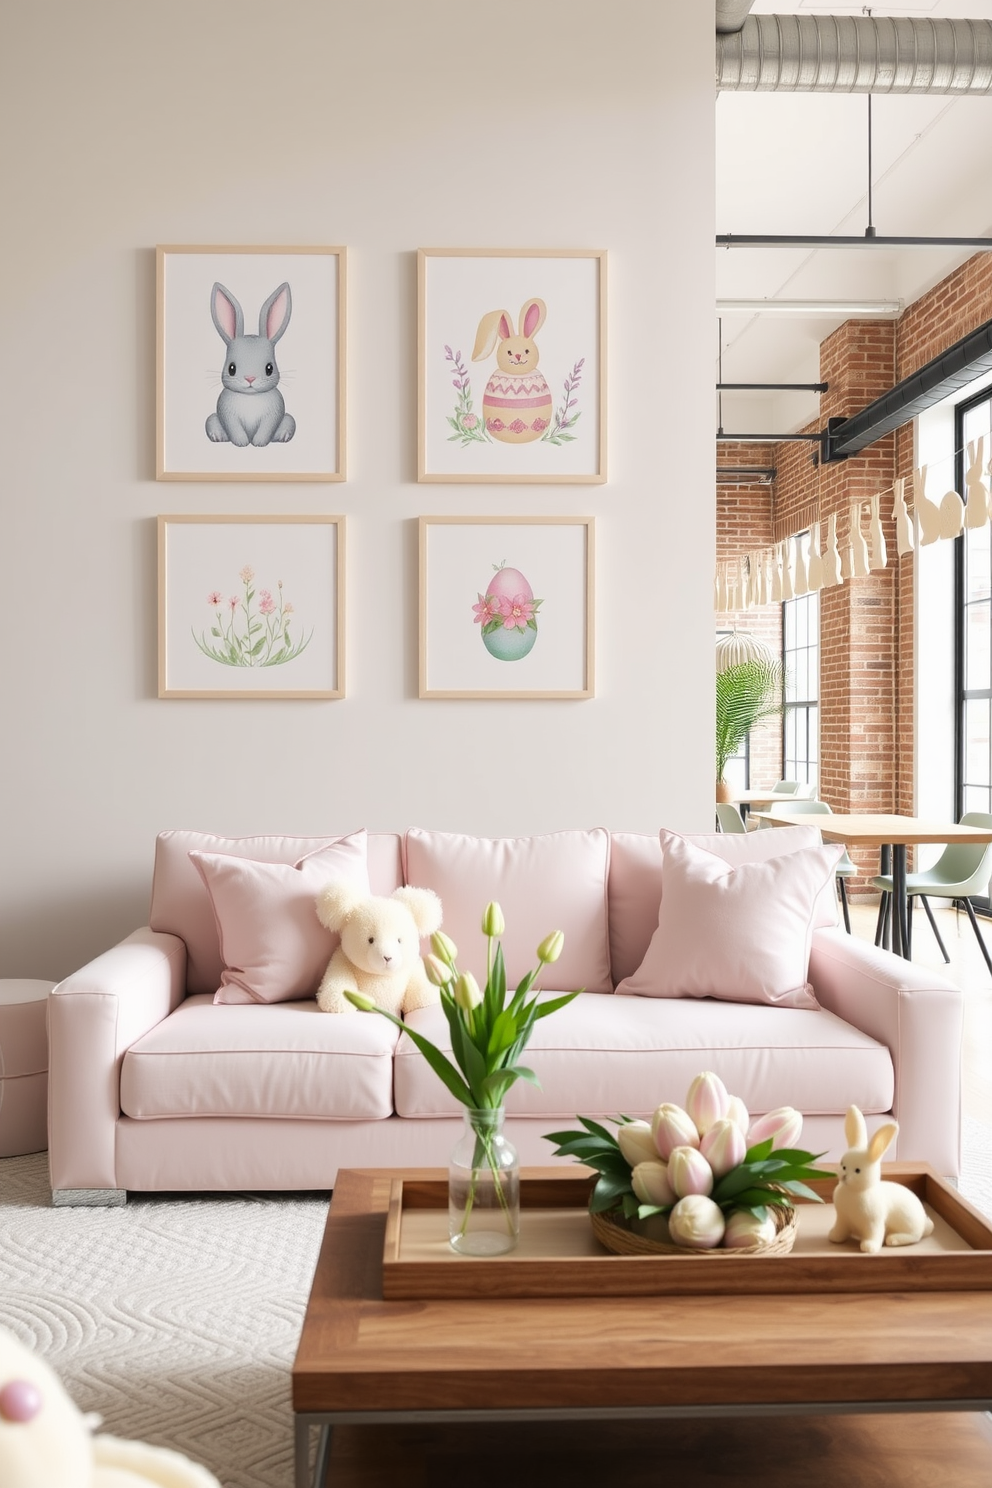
0,980 -> 53,1157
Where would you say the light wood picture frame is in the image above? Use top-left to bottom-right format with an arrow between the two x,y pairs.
418,248 -> 606,484
419,516 -> 595,699
158,514 -> 345,699
156,245 -> 346,481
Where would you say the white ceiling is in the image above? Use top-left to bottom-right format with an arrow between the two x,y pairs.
716,0 -> 992,436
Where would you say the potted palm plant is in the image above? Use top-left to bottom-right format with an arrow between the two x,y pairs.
715,656 -> 783,802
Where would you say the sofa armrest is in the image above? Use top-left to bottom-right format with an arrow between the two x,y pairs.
808,927 -> 963,1175
48,928 -> 187,1192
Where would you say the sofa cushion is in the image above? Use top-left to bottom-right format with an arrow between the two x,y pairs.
394,991 -> 894,1120
608,826 -> 838,986
614,831 -> 844,1010
404,828 -> 613,993
190,836 -> 369,1005
120,995 -> 399,1121
150,829 -> 403,994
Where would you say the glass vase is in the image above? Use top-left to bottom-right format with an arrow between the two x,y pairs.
448,1106 -> 520,1255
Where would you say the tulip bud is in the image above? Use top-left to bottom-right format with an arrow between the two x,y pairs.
536,930 -> 565,965
650,1103 -> 700,1159
631,1160 -> 677,1208
430,930 -> 458,964
700,1117 -> 747,1179
723,1209 -> 777,1250
668,1194 -> 726,1250
617,1120 -> 661,1168
481,902 -> 505,937
685,1071 -> 729,1136
344,989 -> 376,1012
423,953 -> 455,987
725,1095 -> 750,1135
748,1106 -> 803,1152
667,1144 -> 714,1198
453,972 -> 483,1013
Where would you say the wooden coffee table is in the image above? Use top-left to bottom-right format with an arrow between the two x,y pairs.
292,1168 -> 992,1488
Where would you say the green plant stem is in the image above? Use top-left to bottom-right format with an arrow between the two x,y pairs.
460,1119 -> 514,1238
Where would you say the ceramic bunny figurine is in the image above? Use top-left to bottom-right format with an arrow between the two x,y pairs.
828,1106 -> 934,1254
205,281 -> 296,447
471,297 -> 552,443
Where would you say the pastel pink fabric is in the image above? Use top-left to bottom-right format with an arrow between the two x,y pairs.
404,828 -> 613,993
615,830 -> 845,1010
190,835 -> 369,1004
607,826 -> 837,986
149,829 -> 401,994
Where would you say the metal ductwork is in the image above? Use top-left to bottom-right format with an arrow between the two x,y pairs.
718,14 -> 992,94
824,314 -> 992,462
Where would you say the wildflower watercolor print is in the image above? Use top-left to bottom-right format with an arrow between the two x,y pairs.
193,566 -> 312,669
420,516 -> 594,699
158,515 -> 345,699
418,249 -> 606,483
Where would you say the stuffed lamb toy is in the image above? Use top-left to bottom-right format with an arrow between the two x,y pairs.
0,1326 -> 220,1488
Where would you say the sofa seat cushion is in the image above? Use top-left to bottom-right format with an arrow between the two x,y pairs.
394,992 -> 894,1121
121,995 -> 400,1121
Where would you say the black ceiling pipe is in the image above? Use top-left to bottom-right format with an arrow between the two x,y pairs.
823,315 -> 992,462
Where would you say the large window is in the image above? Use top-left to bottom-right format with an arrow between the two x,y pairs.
957,389 -> 992,819
783,585 -> 819,789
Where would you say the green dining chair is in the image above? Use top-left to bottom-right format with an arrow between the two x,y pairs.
715,802 -> 747,833
869,811 -> 992,974
759,798 -> 856,933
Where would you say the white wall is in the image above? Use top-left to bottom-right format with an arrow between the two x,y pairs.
0,0 -> 715,977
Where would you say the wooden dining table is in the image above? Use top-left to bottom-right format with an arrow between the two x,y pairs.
751,812 -> 992,960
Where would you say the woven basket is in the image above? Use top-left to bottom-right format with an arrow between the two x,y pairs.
590,1202 -> 797,1258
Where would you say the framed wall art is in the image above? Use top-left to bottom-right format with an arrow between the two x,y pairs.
419,515 -> 595,699
418,248 -> 606,484
156,245 -> 346,481
158,514 -> 345,699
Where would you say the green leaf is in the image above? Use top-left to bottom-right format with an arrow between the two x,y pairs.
590,1173 -> 635,1212
744,1138 -> 775,1163
356,1007 -> 474,1107
532,990 -> 582,1020
777,1179 -> 824,1204
576,1115 -> 621,1144
722,1187 -> 793,1210
716,659 -> 784,780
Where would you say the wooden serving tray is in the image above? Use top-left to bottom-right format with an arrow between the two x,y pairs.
381,1166 -> 992,1300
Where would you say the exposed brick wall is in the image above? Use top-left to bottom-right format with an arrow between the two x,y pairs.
717,255 -> 992,889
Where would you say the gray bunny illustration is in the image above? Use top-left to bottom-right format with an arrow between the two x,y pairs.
205,282 -> 296,447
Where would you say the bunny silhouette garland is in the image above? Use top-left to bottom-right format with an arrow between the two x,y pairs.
716,443 -> 992,615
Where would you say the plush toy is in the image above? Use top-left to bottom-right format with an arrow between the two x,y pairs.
315,883 -> 443,1015
0,1325 -> 221,1487
828,1105 -> 935,1254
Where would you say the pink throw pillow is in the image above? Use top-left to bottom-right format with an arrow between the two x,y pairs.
404,828 -> 612,993
614,830 -> 844,1010
190,832 -> 370,1004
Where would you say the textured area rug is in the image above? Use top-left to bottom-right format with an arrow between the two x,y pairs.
0,1155 -> 328,1488
2,1126 -> 992,1488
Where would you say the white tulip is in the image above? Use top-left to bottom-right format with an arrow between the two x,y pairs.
617,1120 -> 661,1168
723,1209 -> 778,1249
631,1160 -> 677,1208
685,1071 -> 730,1136
725,1095 -> 750,1135
650,1103 -> 700,1159
668,1194 -> 726,1250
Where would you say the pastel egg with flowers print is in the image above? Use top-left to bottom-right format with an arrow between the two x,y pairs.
472,561 -> 544,662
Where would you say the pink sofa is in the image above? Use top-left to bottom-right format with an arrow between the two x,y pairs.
47,827 -> 964,1204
